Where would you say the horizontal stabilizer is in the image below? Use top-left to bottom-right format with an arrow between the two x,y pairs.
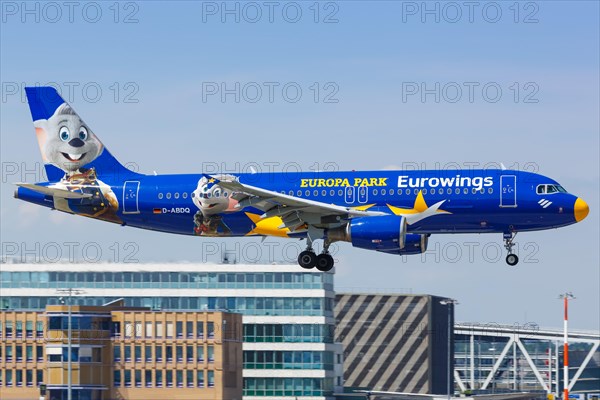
16,183 -> 92,199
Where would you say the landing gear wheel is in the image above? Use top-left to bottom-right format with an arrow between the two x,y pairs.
298,251 -> 317,269
506,253 -> 519,266
316,253 -> 335,272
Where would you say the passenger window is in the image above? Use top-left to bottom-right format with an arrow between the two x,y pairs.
158,193 -> 163,199
182,192 -> 188,199
166,193 -> 172,199
297,190 -> 302,197
174,193 -> 179,199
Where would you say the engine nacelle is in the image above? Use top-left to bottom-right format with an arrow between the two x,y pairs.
327,215 -> 407,251
326,216 -> 429,255
380,233 -> 429,255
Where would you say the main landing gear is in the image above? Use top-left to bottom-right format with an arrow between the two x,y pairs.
503,232 -> 519,266
298,238 -> 335,272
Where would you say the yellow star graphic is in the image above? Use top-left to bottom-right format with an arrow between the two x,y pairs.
386,190 -> 450,217
208,178 -> 215,183
245,212 -> 290,237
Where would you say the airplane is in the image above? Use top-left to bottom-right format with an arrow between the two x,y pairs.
14,87 -> 589,271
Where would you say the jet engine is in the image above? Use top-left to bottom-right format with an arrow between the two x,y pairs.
327,215 -> 428,255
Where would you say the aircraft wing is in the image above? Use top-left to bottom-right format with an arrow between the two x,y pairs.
209,175 -> 387,231
16,183 -> 93,199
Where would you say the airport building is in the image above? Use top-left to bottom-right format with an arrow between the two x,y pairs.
0,300 -> 243,400
0,262 -> 343,399
334,293 -> 453,395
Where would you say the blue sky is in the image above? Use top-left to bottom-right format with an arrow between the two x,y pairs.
1,1 -> 598,330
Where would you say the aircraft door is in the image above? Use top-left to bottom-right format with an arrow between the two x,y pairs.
357,185 -> 368,204
123,181 -> 141,214
344,186 -> 355,204
500,175 -> 517,208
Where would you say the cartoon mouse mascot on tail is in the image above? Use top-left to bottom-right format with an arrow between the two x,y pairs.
34,103 -> 121,223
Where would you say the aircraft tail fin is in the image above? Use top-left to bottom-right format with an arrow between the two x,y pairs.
24,86 -> 139,182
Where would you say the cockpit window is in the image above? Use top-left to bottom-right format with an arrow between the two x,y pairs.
536,185 -> 545,194
537,184 -> 566,194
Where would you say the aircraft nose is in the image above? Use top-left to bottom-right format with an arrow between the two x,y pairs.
574,198 -> 589,222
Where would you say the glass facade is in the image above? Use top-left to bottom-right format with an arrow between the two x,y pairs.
243,350 -> 334,370
1,296 -> 333,316
0,270 -> 333,290
244,324 -> 334,343
244,377 -> 334,396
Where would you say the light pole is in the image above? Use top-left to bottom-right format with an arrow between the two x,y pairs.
558,292 -> 575,400
57,289 -> 85,400
440,299 -> 459,400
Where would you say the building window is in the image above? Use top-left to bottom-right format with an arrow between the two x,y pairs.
135,345 -> 142,362
156,322 -> 163,338
186,346 -> 194,362
145,322 -> 152,338
6,370 -> 13,386
26,346 -> 33,362
166,370 -> 173,388
125,346 -> 131,362
135,370 -> 142,387
26,321 -> 33,338
208,345 -> 214,363
156,346 -> 163,362
16,370 -> 22,387
16,345 -> 22,362
207,322 -> 214,339
16,321 -> 22,338
186,370 -> 194,388
124,321 -> 132,338
124,370 -> 131,387
113,369 -> 121,387
197,371 -> 205,387
197,345 -> 204,362
176,321 -> 183,338
176,370 -> 184,388
145,346 -> 152,362
166,346 -> 173,363
36,322 -> 43,338
197,322 -> 204,338
156,370 -> 163,387
186,321 -> 193,338
207,370 -> 214,388
145,370 -> 152,387
36,370 -> 43,386
114,346 -> 121,362
176,346 -> 183,362
135,322 -> 142,338
166,322 -> 174,338
6,321 -> 13,337
6,346 -> 12,362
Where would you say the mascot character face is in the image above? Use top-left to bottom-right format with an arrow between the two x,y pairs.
192,176 -> 238,215
34,103 -> 103,173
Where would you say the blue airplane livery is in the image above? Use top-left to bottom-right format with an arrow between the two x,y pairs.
15,87 -> 589,271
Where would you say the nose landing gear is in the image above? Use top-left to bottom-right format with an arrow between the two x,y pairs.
503,232 -> 519,266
